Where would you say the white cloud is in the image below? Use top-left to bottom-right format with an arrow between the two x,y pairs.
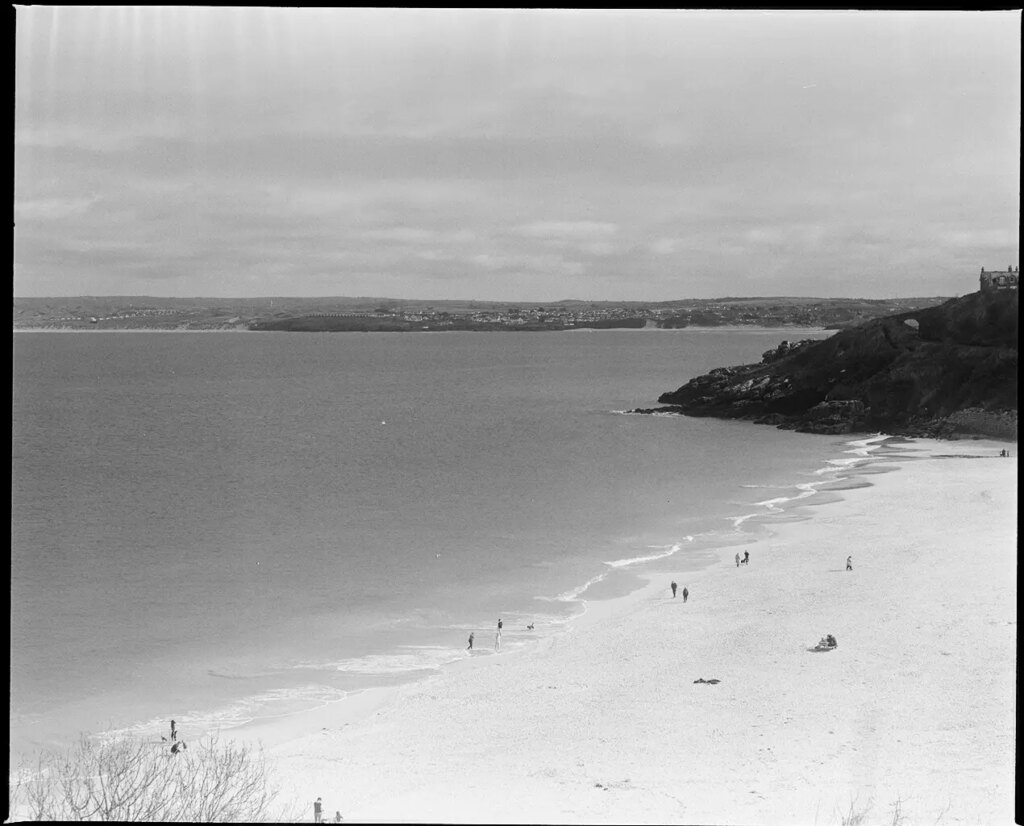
12,8 -> 1021,299
514,221 -> 618,239
942,229 -> 1018,250
16,195 -> 100,220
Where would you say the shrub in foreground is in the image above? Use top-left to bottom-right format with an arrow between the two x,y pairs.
9,733 -> 286,822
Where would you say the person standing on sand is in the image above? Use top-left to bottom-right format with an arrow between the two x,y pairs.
743,550 -> 750,565
671,581 -> 677,598
467,632 -> 474,650
735,553 -> 740,568
170,719 -> 176,742
495,618 -> 502,651
682,587 -> 689,603
846,555 -> 853,571
314,796 -> 323,824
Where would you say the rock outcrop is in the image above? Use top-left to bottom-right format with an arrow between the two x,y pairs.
639,290 -> 1017,438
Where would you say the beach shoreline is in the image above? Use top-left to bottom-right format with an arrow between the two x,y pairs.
209,436 -> 892,752
232,436 -> 1016,824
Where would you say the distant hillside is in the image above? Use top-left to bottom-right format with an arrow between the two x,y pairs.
13,295 -> 948,331
641,290 -> 1018,438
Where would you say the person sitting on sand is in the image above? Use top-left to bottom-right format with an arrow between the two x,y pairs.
334,811 -> 343,822
826,634 -> 836,647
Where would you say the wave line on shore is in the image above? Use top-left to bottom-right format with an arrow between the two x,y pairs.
604,539 -> 690,569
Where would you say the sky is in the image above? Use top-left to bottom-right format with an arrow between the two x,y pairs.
14,8 -> 1021,301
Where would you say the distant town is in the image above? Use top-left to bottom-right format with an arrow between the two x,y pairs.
13,295 -> 951,332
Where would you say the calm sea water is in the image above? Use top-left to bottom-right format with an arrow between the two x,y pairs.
11,328 -> 846,760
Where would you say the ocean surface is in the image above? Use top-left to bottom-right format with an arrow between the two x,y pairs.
12,327 -> 855,761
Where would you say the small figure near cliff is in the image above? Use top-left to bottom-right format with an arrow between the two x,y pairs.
846,556 -> 853,571
671,581 -> 677,598
682,587 -> 689,603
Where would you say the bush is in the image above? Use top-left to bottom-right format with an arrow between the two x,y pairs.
9,733 -> 287,822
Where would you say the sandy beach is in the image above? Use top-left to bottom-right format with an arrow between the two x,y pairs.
235,438 -> 1015,825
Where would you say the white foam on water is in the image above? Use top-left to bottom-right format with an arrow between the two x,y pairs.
813,458 -> 863,475
546,570 -> 612,603
608,409 -> 679,417
732,478 -> 829,527
299,645 -> 465,676
538,538 -> 701,603
752,496 -> 791,512
730,511 -> 763,528
604,539 -> 689,569
844,434 -> 889,453
813,434 -> 890,474
98,683 -> 351,744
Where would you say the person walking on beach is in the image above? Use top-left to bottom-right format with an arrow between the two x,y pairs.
682,587 -> 689,603
743,550 -> 750,565
671,581 -> 678,598
495,618 -> 503,651
467,632 -> 474,650
846,555 -> 853,571
314,796 -> 323,824
735,553 -> 741,568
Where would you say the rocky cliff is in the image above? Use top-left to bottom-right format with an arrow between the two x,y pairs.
641,290 -> 1018,437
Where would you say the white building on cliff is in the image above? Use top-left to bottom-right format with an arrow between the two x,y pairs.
979,266 -> 1018,292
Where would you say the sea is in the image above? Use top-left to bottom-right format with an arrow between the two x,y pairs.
12,327 -> 865,763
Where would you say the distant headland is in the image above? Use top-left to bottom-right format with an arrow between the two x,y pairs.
632,269 -> 1018,439
13,295 -> 949,332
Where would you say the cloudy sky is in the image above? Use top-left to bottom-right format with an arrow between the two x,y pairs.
15,8 -> 1020,300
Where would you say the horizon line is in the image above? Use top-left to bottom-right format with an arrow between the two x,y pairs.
13,293 -> 957,303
